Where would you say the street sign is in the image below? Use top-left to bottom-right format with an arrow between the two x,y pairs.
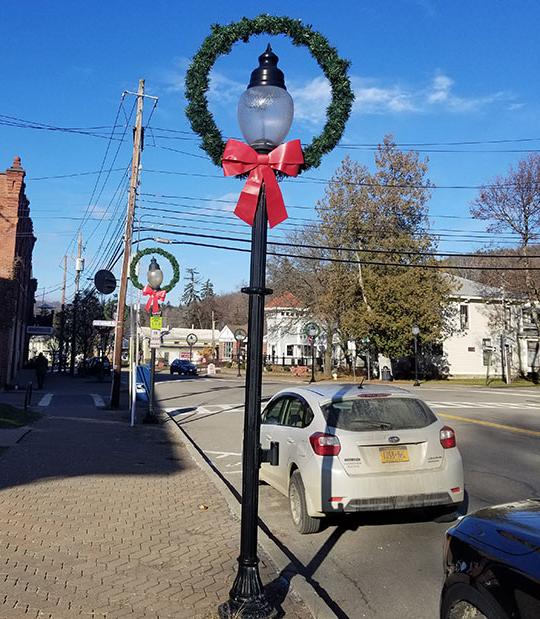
92,320 -> 116,328
26,326 -> 54,336
94,269 -> 117,294
150,329 -> 161,349
150,315 -> 163,330
304,322 -> 320,338
234,328 -> 247,342
186,333 -> 198,346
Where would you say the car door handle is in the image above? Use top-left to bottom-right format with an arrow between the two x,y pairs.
286,438 -> 295,444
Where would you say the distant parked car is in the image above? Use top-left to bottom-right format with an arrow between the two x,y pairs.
78,357 -> 111,376
170,359 -> 198,376
440,498 -> 540,618
260,383 -> 464,533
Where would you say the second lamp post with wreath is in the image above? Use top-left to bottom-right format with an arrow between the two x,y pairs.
185,14 -> 353,618
130,247 -> 180,423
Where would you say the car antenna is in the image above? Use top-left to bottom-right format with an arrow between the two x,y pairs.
358,378 -> 365,389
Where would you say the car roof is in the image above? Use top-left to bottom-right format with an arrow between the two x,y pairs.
278,383 -> 413,402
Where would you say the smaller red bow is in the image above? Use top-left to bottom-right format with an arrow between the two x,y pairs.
142,285 -> 166,314
222,139 -> 304,228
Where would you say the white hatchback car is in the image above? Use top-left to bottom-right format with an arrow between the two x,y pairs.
260,383 -> 464,533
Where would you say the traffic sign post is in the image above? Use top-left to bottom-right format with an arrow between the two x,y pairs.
234,328 -> 247,378
304,322 -> 320,383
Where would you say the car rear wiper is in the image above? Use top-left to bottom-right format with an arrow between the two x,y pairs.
349,420 -> 393,430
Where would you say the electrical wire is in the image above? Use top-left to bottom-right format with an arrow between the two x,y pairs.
140,233 -> 540,271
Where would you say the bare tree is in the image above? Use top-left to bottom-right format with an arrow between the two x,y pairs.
471,154 -> 540,371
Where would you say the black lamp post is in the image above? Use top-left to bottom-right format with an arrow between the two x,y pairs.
219,45 -> 293,619
234,329 -> 247,378
304,322 -> 320,384
412,325 -> 420,386
143,257 -> 163,424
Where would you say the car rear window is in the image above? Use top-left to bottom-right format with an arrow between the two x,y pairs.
321,397 -> 437,431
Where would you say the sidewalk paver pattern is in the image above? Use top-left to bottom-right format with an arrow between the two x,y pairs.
0,377 -> 307,618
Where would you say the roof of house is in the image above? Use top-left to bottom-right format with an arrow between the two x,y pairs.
447,275 -> 503,299
265,292 -> 303,309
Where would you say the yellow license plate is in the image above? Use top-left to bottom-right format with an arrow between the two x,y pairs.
379,446 -> 409,463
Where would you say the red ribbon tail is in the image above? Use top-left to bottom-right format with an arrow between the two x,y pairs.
262,167 -> 288,228
234,169 -> 263,226
145,297 -> 152,313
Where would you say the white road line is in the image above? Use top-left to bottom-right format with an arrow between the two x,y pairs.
38,393 -> 53,407
90,393 -> 105,408
205,449 -> 242,457
427,400 -> 539,409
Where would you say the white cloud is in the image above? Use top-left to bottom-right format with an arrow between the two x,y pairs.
289,76 -> 331,123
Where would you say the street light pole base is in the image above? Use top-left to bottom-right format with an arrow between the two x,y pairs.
218,562 -> 277,619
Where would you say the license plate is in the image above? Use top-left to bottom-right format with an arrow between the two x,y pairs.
379,446 -> 409,463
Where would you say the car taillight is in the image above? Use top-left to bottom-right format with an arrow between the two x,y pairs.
440,426 -> 456,449
309,432 -> 341,456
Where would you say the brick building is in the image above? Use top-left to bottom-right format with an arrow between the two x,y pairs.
0,157 -> 37,386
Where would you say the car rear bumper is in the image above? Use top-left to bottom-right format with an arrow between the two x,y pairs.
301,452 -> 464,516
341,492 -> 453,512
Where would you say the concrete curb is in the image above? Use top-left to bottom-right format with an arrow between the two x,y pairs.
165,413 -> 335,619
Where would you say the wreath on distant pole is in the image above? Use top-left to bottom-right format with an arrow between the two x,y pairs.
185,14 -> 354,171
129,247 -> 180,292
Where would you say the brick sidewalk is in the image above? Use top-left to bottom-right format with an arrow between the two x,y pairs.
0,375 -> 309,618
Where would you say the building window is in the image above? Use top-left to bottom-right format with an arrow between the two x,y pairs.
460,305 -> 469,330
224,341 -> 233,360
522,308 -> 534,326
527,341 -> 539,369
286,345 -> 294,357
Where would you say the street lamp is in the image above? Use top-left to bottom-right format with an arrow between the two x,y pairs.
219,45 -> 293,619
234,328 -> 247,378
412,325 -> 420,386
304,322 -> 320,384
144,257 -> 163,424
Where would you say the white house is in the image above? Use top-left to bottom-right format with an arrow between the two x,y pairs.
443,276 -> 538,379
265,293 -> 315,365
140,326 -> 222,364
264,278 -> 540,379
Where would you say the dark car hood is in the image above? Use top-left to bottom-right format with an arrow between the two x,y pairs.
450,499 -> 540,558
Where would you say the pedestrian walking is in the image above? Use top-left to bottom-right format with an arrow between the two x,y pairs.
35,353 -> 48,390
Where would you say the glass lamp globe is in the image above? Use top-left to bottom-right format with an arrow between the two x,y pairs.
412,325 -> 420,336
147,257 -> 164,290
237,45 -> 294,152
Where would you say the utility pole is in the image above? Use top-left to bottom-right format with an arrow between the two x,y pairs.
58,255 -> 67,372
110,79 -> 146,408
69,234 -> 84,376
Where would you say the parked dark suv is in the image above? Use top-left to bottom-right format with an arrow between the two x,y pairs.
170,359 -> 198,376
441,498 -> 540,618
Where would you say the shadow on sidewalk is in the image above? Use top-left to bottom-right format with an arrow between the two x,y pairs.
0,373 -> 187,492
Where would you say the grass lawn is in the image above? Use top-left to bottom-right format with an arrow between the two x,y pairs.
0,403 -> 42,429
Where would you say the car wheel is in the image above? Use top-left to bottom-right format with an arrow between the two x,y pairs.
289,471 -> 321,534
441,583 -> 508,619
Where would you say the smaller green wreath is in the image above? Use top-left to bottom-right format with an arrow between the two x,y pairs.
129,247 -> 180,293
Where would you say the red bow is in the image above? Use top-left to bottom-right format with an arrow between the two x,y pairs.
142,285 -> 166,314
222,139 -> 304,228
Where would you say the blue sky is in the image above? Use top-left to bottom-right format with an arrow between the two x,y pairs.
2,1 -> 539,305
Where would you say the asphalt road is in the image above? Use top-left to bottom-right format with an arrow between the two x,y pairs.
154,374 -> 540,619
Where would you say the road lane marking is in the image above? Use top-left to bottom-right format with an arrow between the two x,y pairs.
428,400 -> 539,409
439,413 -> 540,438
38,393 -> 53,407
90,393 -> 105,408
206,450 -> 242,457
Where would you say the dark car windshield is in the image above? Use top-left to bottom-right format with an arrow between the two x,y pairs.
321,397 -> 437,431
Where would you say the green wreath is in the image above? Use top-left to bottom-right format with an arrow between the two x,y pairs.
129,247 -> 180,292
185,14 -> 354,171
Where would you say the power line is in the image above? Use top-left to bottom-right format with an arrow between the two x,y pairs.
143,233 -> 540,271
